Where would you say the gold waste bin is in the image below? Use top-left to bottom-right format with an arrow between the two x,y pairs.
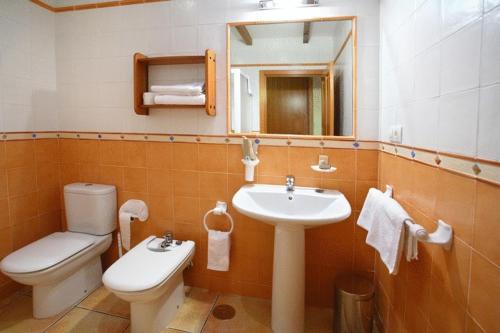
334,274 -> 374,333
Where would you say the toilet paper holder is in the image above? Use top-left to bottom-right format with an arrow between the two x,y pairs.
203,201 -> 234,234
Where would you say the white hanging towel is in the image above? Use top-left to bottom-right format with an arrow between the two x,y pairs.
119,199 -> 149,251
358,188 -> 412,274
357,188 -> 386,231
207,230 -> 230,271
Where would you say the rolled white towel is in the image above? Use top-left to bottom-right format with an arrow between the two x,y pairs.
154,94 -> 206,105
150,82 -> 205,96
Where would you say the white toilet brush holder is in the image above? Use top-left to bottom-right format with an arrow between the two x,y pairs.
242,158 -> 260,181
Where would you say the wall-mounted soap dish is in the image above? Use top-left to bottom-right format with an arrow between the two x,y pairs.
311,165 -> 337,173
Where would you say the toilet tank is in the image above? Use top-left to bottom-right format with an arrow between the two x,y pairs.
64,183 -> 117,235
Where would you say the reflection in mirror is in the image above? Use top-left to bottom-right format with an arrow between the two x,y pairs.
228,18 -> 356,137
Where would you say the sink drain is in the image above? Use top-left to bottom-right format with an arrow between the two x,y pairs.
212,304 -> 236,320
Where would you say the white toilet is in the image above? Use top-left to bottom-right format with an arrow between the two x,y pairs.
103,236 -> 195,333
0,183 -> 116,318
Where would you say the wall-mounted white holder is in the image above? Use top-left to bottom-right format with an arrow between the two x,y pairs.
242,158 -> 259,181
203,201 -> 234,234
385,185 -> 453,250
310,165 -> 337,173
406,220 -> 453,250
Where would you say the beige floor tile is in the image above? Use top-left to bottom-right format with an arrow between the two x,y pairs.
16,286 -> 32,297
78,286 -> 130,319
166,288 -> 218,333
201,294 -> 272,333
0,294 -> 64,333
305,306 -> 333,333
46,308 -> 129,333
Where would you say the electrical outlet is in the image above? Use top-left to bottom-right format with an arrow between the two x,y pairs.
389,125 -> 403,144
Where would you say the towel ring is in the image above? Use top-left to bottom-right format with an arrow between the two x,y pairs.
203,201 -> 234,234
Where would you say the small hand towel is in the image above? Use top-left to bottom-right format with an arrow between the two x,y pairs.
154,94 -> 206,105
150,82 -> 205,96
207,230 -> 230,271
357,188 -> 386,231
365,195 -> 411,275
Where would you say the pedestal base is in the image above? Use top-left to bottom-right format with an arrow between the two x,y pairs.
271,225 -> 305,333
33,257 -> 102,318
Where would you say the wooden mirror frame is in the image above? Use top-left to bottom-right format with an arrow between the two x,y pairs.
226,16 -> 357,140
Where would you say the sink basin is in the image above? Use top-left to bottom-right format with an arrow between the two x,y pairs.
232,184 -> 352,333
232,184 -> 351,227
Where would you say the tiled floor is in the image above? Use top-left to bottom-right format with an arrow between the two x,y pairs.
0,285 -> 335,333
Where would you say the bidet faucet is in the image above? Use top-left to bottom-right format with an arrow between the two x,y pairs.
160,231 -> 173,248
285,175 -> 295,192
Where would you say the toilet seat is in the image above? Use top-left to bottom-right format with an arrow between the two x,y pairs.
103,236 -> 195,293
1,232 -> 98,274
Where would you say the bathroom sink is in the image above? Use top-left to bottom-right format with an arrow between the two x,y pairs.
232,183 -> 352,333
232,184 -> 351,227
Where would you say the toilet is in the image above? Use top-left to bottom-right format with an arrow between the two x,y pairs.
103,236 -> 195,333
0,183 -> 116,318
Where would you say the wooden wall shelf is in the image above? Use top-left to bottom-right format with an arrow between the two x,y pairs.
133,49 -> 216,116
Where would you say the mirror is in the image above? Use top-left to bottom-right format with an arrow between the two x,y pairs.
227,18 -> 356,137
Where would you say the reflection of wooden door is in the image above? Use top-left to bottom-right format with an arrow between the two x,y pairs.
266,77 -> 311,134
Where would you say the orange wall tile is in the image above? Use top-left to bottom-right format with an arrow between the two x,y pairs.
376,152 -> 500,333
41,139 -> 375,305
0,139 -> 63,298
3,138 -> 497,328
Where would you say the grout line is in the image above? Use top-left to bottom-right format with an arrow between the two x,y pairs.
199,293 -> 220,333
75,304 -> 131,320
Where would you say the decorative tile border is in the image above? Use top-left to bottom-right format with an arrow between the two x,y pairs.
30,0 -> 170,13
2,131 -> 498,185
380,142 -> 500,186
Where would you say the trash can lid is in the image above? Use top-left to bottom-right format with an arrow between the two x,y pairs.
335,274 -> 374,298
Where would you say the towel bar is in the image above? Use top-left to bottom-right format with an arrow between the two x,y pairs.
203,201 -> 234,234
384,185 -> 453,250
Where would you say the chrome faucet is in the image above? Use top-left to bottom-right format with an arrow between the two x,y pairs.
285,175 -> 295,192
160,231 -> 173,248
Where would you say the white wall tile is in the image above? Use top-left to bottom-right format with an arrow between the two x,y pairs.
438,89 -> 479,156
441,0 -> 482,38
357,108 -> 379,140
415,0 -> 440,53
198,0 -> 228,25
4,104 -> 34,132
379,106 -> 396,142
485,0 -> 500,12
414,45 -> 440,100
172,0 -> 198,26
480,7 -> 500,86
440,20 -> 481,95
477,84 -> 500,161
407,97 -> 439,149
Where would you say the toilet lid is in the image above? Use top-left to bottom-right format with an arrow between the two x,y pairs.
103,236 -> 195,293
0,232 -> 96,274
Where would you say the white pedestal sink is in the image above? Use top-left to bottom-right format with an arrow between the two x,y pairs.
232,184 -> 351,333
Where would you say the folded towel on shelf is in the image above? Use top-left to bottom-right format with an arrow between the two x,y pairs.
154,94 -> 206,105
360,189 -> 412,275
150,82 -> 205,96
